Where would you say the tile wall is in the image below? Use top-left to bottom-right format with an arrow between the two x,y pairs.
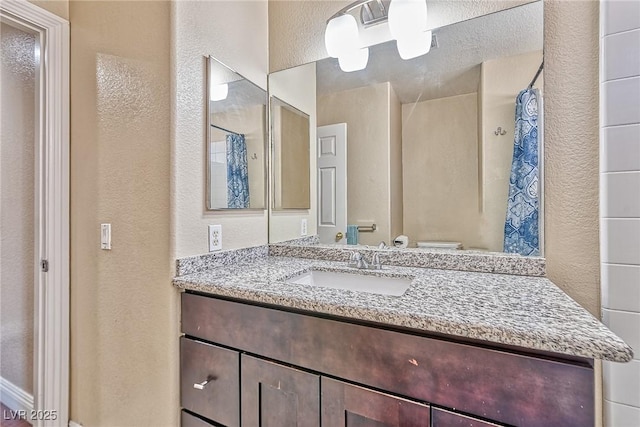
600,0 -> 640,424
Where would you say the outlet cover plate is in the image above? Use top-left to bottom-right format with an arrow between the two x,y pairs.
209,224 -> 222,251
301,219 -> 308,236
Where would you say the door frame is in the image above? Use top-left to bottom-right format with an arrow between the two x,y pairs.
0,1 -> 69,425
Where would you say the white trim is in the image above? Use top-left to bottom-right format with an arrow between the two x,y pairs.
68,421 -> 83,427
0,2 -> 69,427
0,377 -> 34,414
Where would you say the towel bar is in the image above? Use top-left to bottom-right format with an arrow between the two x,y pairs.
357,224 -> 377,232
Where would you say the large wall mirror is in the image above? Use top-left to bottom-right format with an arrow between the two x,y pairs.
207,56 -> 267,210
268,1 -> 544,257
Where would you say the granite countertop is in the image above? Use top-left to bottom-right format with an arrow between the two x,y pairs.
173,256 -> 633,363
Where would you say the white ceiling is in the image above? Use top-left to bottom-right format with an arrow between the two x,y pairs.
316,1 -> 543,104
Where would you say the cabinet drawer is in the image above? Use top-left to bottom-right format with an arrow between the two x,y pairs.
182,293 -> 593,427
180,337 -> 240,427
322,377 -> 430,426
431,408 -> 501,427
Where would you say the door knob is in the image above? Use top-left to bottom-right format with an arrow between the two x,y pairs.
335,231 -> 344,241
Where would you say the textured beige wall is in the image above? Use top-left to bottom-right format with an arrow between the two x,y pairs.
544,0 -> 600,316
0,22 -> 36,394
172,0 -> 269,258
27,0 -> 68,20
318,83 -> 394,245
403,93 -> 480,247
480,50 -> 544,252
268,0 -> 532,72
269,62 -> 317,242
70,1 -> 176,425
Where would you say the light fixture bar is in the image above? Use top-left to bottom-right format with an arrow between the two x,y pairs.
327,0 -> 389,26
325,0 -> 431,72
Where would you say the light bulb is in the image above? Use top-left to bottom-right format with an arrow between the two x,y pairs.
325,14 -> 360,58
388,0 -> 428,40
396,30 -> 432,60
338,47 -> 369,72
210,83 -> 228,101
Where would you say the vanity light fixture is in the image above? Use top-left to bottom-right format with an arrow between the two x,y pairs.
388,0 -> 431,59
324,12 -> 370,72
324,0 -> 431,71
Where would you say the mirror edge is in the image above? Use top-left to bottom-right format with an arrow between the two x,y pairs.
269,94 -> 312,212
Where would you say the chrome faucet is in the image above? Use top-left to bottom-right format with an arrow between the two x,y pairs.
349,251 -> 382,270
349,251 -> 369,269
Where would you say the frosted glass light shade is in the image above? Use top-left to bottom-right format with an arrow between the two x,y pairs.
210,83 -> 228,101
338,47 -> 369,72
388,0 -> 428,40
396,30 -> 432,60
325,14 -> 360,58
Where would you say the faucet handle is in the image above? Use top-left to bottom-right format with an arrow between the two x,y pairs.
349,251 -> 360,267
370,253 -> 382,270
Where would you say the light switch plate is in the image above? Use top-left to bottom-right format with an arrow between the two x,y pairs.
301,219 -> 308,236
209,224 -> 222,251
101,223 -> 111,250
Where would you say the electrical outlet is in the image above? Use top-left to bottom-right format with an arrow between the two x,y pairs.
301,218 -> 308,236
208,224 -> 222,251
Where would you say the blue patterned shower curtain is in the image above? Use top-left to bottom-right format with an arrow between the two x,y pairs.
503,89 -> 540,256
226,134 -> 250,208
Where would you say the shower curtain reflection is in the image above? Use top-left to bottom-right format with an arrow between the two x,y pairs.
503,88 -> 540,256
226,133 -> 250,208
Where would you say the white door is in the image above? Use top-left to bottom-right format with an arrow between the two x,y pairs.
317,124 -> 347,244
1,2 -> 70,426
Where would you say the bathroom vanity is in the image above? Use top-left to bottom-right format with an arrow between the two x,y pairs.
175,252 -> 632,427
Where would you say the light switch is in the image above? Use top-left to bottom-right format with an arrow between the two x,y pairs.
101,223 -> 111,250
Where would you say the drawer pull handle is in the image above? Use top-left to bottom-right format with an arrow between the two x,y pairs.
193,380 -> 209,390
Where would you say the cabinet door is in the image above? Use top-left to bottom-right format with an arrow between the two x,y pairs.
431,408 -> 501,427
181,410 -> 217,427
241,354 -> 320,427
181,337 -> 240,427
321,378 -> 430,426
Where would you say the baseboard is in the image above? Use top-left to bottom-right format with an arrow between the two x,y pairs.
0,376 -> 34,414
68,421 -> 83,427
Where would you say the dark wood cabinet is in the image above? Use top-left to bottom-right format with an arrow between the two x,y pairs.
181,411 -> 219,427
321,377 -> 430,426
180,337 -> 240,426
431,408 -> 501,427
180,293 -> 594,427
241,355 -> 320,427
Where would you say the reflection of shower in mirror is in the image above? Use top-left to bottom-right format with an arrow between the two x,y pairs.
268,1 -> 544,257
206,55 -> 267,211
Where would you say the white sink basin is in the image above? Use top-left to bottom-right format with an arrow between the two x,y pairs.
285,269 -> 412,296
